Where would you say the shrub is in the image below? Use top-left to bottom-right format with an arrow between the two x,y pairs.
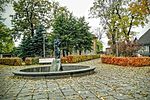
61,55 -> 100,63
101,56 -> 150,67
25,57 -> 32,65
61,57 -> 68,63
0,58 -> 22,66
25,57 -> 39,65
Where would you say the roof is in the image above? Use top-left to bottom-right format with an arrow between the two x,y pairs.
138,29 -> 150,45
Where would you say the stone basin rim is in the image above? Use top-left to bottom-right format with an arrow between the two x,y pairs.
13,65 -> 96,77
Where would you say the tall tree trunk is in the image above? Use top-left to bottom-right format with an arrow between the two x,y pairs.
31,23 -> 34,37
149,46 -> 150,57
112,34 -> 116,55
62,49 -> 65,57
66,49 -> 69,56
69,51 -> 72,55
79,50 -> 82,55
126,15 -> 134,42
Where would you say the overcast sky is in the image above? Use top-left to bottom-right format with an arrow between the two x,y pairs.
3,0 -> 150,50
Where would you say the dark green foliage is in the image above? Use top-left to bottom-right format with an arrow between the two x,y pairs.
96,40 -> 103,53
0,22 -> 14,53
11,0 -> 53,39
52,10 -> 93,56
18,25 -> 50,57
0,0 -> 14,54
32,25 -> 50,57
74,17 -> 93,55
19,36 -> 33,57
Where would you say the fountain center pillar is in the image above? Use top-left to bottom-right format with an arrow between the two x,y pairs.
51,38 -> 62,71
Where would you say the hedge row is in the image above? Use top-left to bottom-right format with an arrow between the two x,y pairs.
25,57 -> 39,65
61,55 -> 100,63
0,58 -> 22,66
101,56 -> 150,67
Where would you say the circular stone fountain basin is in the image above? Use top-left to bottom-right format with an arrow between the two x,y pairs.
13,65 -> 95,78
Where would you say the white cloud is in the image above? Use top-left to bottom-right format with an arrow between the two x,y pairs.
2,3 -> 14,28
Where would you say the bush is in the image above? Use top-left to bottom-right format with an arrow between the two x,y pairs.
101,56 -> 150,67
25,57 -> 39,65
25,57 -> 32,65
0,58 -> 22,66
61,55 -> 100,63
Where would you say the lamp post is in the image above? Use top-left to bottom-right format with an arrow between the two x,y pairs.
115,27 -> 119,57
116,39 -> 119,57
42,30 -> 46,58
116,31 -> 119,57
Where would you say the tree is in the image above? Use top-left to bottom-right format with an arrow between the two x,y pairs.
75,17 -> 93,55
129,0 -> 150,16
94,27 -> 104,41
19,35 -> 33,57
52,9 -> 93,56
0,0 -> 14,54
90,0 -> 121,54
0,22 -> 14,54
32,25 -> 50,57
19,25 -> 51,57
90,0 -> 150,56
96,40 -> 103,53
118,38 -> 141,56
11,0 -> 53,39
51,8 -> 71,56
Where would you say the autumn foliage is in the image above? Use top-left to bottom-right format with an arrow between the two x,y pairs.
101,56 -> 150,67
118,40 -> 141,56
0,58 -> 22,66
61,55 -> 100,63
129,0 -> 150,15
25,57 -> 39,65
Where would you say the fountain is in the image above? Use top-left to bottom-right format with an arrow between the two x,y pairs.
51,38 -> 63,71
13,39 -> 95,78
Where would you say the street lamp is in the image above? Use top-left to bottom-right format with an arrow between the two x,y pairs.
115,27 -> 119,57
42,29 -> 46,58
115,30 -> 119,57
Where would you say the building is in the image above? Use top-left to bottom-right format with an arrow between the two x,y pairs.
92,34 -> 98,54
106,47 -> 113,55
138,29 -> 150,56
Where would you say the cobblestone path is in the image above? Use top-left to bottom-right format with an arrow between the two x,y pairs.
0,59 -> 150,100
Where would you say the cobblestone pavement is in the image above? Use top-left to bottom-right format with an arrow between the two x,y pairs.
0,59 -> 150,100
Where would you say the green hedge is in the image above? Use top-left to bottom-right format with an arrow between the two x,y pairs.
0,58 -> 22,66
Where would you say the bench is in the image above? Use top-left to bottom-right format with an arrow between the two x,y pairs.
39,58 -> 55,64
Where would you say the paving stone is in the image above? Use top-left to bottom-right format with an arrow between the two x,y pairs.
16,96 -> 32,100
102,96 -> 116,100
0,59 -> 150,99
65,95 -> 82,100
49,96 -> 66,100
62,90 -> 77,96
